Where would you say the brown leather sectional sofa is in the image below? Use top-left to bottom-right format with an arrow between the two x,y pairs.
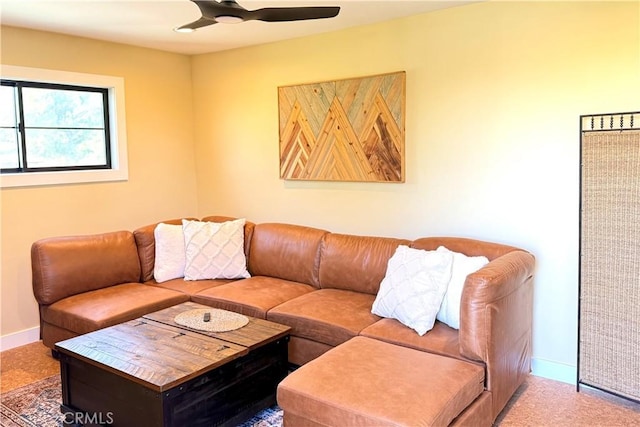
31,215 -> 535,426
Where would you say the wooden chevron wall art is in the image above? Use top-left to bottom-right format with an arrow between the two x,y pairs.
278,71 -> 405,182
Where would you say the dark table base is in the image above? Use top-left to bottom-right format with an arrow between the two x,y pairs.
59,337 -> 289,427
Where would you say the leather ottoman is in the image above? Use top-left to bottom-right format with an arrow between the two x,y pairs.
277,336 -> 485,426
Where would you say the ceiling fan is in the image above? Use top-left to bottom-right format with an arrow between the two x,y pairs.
175,0 -> 341,32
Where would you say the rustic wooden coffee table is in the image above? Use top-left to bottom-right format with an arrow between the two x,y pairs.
55,301 -> 290,427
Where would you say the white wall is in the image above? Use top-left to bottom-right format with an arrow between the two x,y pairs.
191,1 -> 640,383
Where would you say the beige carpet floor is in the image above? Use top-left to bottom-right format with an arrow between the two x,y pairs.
2,341 -> 639,426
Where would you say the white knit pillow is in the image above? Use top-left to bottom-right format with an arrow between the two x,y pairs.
435,246 -> 489,330
182,218 -> 251,280
153,223 -> 186,283
372,245 -> 453,336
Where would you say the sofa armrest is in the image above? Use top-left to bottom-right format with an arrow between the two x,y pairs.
459,250 -> 535,419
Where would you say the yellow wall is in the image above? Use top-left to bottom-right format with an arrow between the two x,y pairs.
0,27 -> 199,337
191,1 -> 639,376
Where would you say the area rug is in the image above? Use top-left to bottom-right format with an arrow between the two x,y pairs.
0,375 -> 283,426
0,376 -> 61,427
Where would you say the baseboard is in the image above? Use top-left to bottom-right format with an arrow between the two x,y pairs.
531,357 -> 576,385
0,326 -> 40,351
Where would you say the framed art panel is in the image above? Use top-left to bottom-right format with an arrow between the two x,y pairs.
278,71 -> 405,182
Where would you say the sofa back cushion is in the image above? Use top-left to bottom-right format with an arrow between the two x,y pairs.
248,223 -> 328,287
318,233 -> 411,295
31,231 -> 141,305
410,237 -> 520,261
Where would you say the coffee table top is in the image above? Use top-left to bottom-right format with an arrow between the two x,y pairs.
55,302 -> 291,392
55,319 -> 246,392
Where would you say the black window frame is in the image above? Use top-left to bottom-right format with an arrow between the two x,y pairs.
0,80 -> 112,174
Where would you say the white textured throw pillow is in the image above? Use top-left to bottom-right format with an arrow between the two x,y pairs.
182,218 -> 251,280
372,245 -> 454,336
153,223 -> 186,283
435,246 -> 489,330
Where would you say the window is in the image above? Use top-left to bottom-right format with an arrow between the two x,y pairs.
0,66 -> 128,188
1,81 -> 111,172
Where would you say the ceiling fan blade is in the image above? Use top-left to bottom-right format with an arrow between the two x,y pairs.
177,16 -> 217,31
178,0 -> 340,30
248,6 -> 340,22
192,0 -> 250,20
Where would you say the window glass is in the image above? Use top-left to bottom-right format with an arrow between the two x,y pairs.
22,86 -> 105,128
0,85 -> 19,169
24,128 -> 107,168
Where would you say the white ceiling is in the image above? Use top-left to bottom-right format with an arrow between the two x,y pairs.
0,0 -> 474,55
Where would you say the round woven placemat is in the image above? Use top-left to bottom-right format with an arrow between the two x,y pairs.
174,308 -> 249,332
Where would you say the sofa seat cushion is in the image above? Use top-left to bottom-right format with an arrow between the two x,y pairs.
360,318 -> 482,365
41,283 -> 189,335
277,336 -> 485,427
191,276 -> 315,319
267,289 -> 380,347
148,278 -> 234,296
